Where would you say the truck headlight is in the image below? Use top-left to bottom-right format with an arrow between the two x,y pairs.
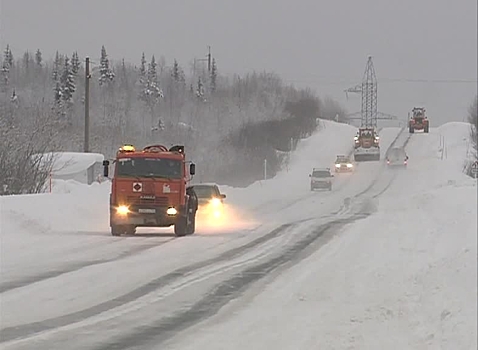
335,164 -> 340,168
116,205 -> 129,215
347,163 -> 353,168
166,207 -> 177,215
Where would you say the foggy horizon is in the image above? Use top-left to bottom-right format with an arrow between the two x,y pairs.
1,0 -> 476,125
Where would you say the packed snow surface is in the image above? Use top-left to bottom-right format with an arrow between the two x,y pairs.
0,120 -> 475,350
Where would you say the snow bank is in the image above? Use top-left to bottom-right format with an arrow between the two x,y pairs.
1,180 -> 110,234
436,122 -> 476,175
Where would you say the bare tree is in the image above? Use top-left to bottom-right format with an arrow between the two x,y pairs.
0,103 -> 63,194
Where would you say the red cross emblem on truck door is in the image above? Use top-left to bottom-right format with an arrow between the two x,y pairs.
133,182 -> 142,192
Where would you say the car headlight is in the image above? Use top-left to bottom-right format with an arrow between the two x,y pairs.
347,163 -> 353,168
166,207 -> 177,215
210,198 -> 221,206
116,205 -> 129,215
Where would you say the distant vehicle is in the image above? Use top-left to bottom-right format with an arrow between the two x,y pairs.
309,168 -> 333,191
334,155 -> 354,173
386,147 -> 409,167
190,183 -> 226,218
409,107 -> 429,133
354,127 -> 380,161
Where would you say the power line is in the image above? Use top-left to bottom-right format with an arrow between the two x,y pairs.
379,78 -> 477,83
282,78 -> 477,86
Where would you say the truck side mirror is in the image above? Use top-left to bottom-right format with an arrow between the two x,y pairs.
189,163 -> 196,176
220,194 -> 226,199
308,174 -> 311,177
103,160 -> 110,178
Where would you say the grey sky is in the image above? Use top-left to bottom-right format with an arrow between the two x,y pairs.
1,0 -> 476,125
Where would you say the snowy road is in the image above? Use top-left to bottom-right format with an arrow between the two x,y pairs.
1,121 -> 475,349
158,124 -> 476,350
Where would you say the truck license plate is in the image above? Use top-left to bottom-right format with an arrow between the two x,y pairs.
138,208 -> 156,214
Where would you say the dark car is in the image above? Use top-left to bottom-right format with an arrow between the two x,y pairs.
309,168 -> 333,191
386,147 -> 409,167
190,183 -> 226,218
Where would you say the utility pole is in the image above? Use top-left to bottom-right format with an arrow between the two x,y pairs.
207,46 -> 211,72
84,56 -> 90,153
194,46 -> 211,75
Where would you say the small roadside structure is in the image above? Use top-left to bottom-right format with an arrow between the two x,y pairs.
43,152 -> 105,185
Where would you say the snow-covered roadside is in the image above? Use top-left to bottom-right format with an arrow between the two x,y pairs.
0,181 -> 113,284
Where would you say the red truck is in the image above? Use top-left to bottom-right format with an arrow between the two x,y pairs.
409,107 -> 429,133
102,144 -> 198,237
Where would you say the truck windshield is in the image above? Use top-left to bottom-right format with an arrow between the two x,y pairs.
116,158 -> 182,179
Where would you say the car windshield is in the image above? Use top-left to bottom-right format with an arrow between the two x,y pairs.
193,186 -> 218,198
336,157 -> 349,163
389,149 -> 406,159
116,158 -> 182,179
414,110 -> 424,118
312,171 -> 330,178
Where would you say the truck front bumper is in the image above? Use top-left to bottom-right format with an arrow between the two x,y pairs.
110,205 -> 184,227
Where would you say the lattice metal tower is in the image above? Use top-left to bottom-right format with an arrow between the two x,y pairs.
361,57 -> 378,128
344,56 -> 381,128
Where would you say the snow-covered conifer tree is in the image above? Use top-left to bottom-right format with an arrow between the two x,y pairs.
99,45 -> 115,86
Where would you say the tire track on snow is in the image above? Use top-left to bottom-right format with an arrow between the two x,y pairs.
0,222 -> 303,343
0,239 -> 175,294
94,214 -> 372,350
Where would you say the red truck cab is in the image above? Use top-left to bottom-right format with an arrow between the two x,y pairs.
103,144 -> 198,237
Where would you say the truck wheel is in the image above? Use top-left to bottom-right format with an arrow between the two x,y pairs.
409,127 -> 414,133
424,126 -> 429,133
125,225 -> 136,235
174,217 -> 188,237
111,225 -> 123,236
187,215 -> 196,235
